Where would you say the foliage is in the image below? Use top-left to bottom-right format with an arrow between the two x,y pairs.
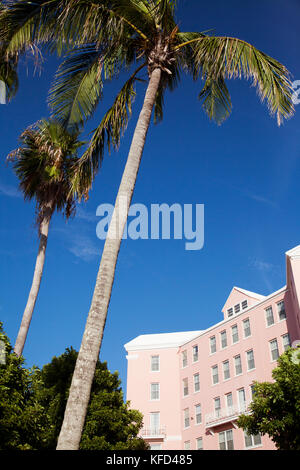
237,346 -> 300,450
1,0 -> 295,193
0,325 -> 148,450
35,346 -> 148,450
0,322 -> 51,450
8,118 -> 86,229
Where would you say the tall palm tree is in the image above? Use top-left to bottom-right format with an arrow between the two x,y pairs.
9,119 -> 85,357
2,0 -> 295,449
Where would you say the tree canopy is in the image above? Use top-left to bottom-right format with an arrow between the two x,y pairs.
0,324 -> 148,450
237,346 -> 300,450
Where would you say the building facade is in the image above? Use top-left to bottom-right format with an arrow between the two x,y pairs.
124,245 -> 300,450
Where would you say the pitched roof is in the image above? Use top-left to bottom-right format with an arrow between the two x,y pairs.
124,330 -> 202,351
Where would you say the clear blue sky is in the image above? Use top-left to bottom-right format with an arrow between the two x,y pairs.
1,0 -> 300,395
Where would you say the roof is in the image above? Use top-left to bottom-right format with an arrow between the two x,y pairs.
124,330 -> 203,352
233,286 -> 266,301
286,244 -> 300,259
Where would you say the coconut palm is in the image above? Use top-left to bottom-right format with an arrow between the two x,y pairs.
2,0 -> 295,449
9,119 -> 85,357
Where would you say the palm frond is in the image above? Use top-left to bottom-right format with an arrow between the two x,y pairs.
198,77 -> 232,125
49,46 -> 104,127
72,64 -> 146,195
191,36 -> 294,125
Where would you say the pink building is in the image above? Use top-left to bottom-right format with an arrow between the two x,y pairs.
124,245 -> 300,450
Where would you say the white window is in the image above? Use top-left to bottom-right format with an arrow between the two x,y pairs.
194,373 -> 200,392
219,430 -> 234,450
150,412 -> 160,433
223,360 -> 230,380
150,383 -> 160,400
234,303 -> 240,314
282,333 -> 291,351
227,307 -> 233,318
242,300 -> 248,310
183,378 -> 189,397
247,349 -> 255,370
151,355 -> 160,371
182,350 -> 188,368
244,432 -> 262,448
220,330 -> 227,349
184,441 -> 191,450
232,324 -> 239,344
250,384 -> 256,399
238,388 -> 246,412
270,339 -> 279,361
243,318 -> 251,337
150,444 -> 162,450
184,408 -> 190,428
192,345 -> 199,362
196,437 -> 203,450
265,306 -> 274,326
277,301 -> 286,320
210,336 -> 216,354
212,365 -> 219,384
226,393 -> 233,414
214,397 -> 221,417
234,355 -> 242,375
195,404 -> 202,424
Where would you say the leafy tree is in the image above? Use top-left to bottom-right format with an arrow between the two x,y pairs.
237,346 -> 300,450
0,322 -> 50,450
8,119 -> 85,357
1,0 -> 295,448
34,347 -> 148,450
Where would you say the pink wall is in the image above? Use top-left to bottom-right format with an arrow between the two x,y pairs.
125,246 -> 300,450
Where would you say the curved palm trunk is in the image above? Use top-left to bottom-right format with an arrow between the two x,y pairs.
56,67 -> 162,450
14,208 -> 52,357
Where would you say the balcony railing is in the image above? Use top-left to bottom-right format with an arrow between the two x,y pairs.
205,403 -> 251,428
140,426 -> 167,439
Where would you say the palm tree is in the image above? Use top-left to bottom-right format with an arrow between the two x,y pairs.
2,0 -> 295,449
9,119 -> 85,357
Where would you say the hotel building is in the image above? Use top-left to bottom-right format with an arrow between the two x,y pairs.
124,245 -> 300,450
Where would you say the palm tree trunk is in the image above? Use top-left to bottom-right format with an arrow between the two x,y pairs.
56,67 -> 162,450
14,208 -> 52,357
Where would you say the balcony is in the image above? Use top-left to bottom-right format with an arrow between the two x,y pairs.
205,403 -> 251,430
140,426 -> 167,439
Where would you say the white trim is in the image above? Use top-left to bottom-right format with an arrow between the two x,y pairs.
126,354 -> 139,360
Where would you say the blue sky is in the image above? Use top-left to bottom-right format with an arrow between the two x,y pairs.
1,0 -> 300,396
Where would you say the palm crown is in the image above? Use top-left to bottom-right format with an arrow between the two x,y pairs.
2,1 -> 295,187
9,119 -> 84,227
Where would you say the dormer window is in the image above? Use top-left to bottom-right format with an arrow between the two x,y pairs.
234,304 -> 240,314
227,308 -> 233,318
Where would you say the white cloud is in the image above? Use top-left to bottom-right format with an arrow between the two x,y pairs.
0,181 -> 21,198
251,259 -> 275,272
68,235 -> 100,262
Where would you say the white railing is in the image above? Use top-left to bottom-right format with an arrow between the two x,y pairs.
140,426 -> 167,438
205,403 -> 250,428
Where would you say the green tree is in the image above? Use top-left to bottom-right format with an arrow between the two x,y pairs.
8,119 -> 85,357
2,0 -> 295,449
0,322 -> 50,450
34,347 -> 148,450
238,346 -> 300,450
